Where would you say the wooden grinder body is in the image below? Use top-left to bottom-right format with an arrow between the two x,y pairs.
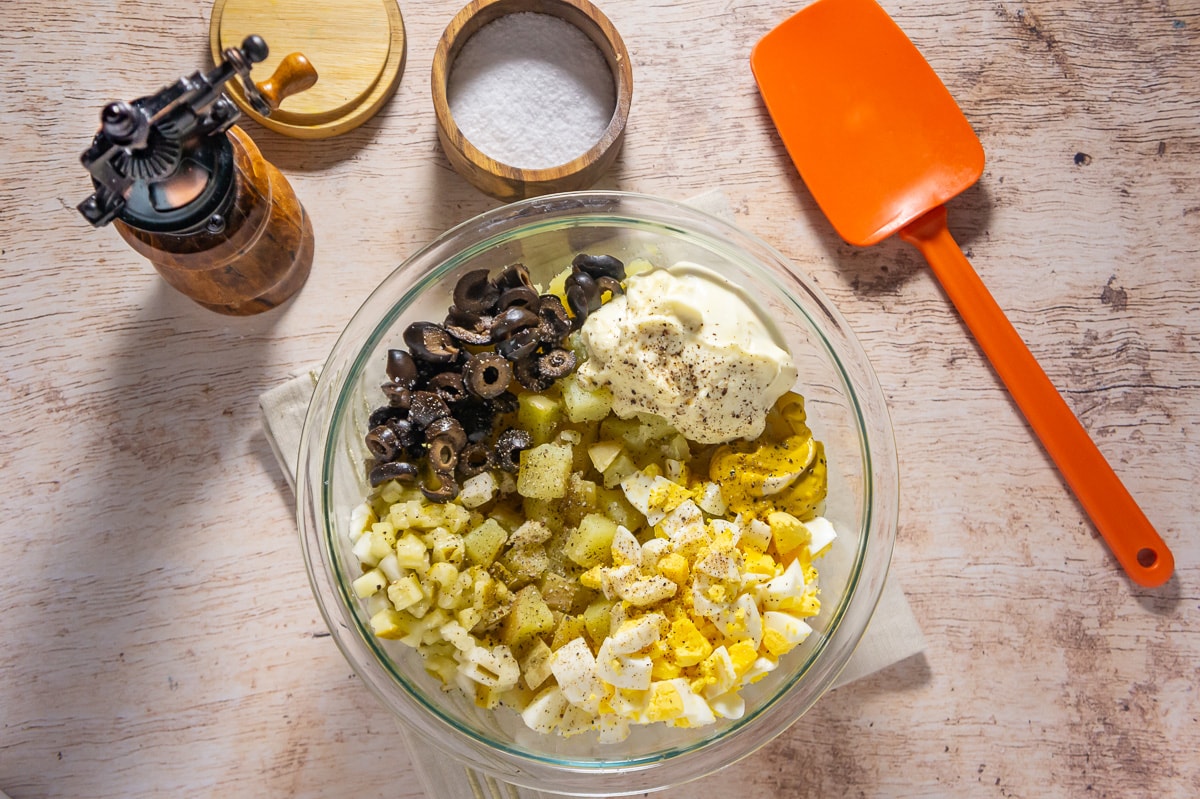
116,125 -> 313,315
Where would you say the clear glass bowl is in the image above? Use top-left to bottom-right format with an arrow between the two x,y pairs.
296,191 -> 898,796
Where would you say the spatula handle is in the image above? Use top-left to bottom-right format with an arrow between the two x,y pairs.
900,206 -> 1174,587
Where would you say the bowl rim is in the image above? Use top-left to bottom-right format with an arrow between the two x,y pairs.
296,190 -> 899,794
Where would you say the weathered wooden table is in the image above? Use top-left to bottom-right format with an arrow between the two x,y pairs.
2,0 -> 1196,796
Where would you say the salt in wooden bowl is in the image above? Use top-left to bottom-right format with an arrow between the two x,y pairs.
432,0 -> 633,201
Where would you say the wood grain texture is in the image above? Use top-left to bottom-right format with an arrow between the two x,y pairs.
1,0 -> 1197,797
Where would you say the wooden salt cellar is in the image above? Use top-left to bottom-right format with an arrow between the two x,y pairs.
115,124 -> 314,316
432,0 -> 633,201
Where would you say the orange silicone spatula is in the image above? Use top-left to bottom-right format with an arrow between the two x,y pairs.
751,0 -> 1173,587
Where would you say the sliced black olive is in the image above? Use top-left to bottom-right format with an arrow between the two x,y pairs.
369,459 -> 419,487
514,356 -> 555,392
426,416 -> 468,452
366,425 -> 401,461
387,416 -> 417,448
495,263 -> 534,292
566,284 -> 590,327
498,285 -> 540,312
537,348 -> 577,379
453,269 -> 500,315
444,309 -> 494,346
490,306 -> 540,342
403,321 -> 461,364
457,442 -> 493,479
368,405 -> 407,429
456,399 -> 497,442
495,328 -> 540,362
427,436 -> 459,473
428,371 -> 468,405
535,295 -> 572,343
421,472 -> 459,503
596,275 -> 623,298
571,253 -> 625,281
490,391 -> 520,415
565,270 -> 601,311
463,352 -> 513,399
408,390 -> 451,429
494,428 -> 533,473
386,349 -> 419,387
381,383 -> 411,408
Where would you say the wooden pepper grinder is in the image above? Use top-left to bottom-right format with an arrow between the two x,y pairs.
79,36 -> 319,315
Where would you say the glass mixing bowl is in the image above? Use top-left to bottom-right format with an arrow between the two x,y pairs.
296,191 -> 898,796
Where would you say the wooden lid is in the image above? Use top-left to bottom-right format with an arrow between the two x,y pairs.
210,0 -> 407,139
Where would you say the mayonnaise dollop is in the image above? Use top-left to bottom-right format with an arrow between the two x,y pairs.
577,263 -> 797,444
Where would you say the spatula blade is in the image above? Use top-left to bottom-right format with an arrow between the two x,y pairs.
751,0 -> 984,246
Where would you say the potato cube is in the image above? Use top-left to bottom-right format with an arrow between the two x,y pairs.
464,518 -> 507,567
581,599 -> 613,647
387,574 -> 425,611
502,585 -> 555,649
588,440 -> 623,473
352,568 -> 388,598
517,443 -> 574,499
369,608 -> 409,639
519,393 -> 563,445
539,571 -> 585,613
601,452 -> 638,489
521,638 -> 556,691
564,513 -> 618,567
551,614 -> 589,651
561,374 -> 614,423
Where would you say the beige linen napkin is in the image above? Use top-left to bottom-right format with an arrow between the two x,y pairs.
257,190 -> 924,688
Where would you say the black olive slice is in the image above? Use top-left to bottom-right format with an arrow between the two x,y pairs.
571,253 -> 625,281
421,472 -> 460,503
365,425 -> 401,461
453,269 -> 500,315
494,428 -> 533,473
457,443 -> 494,479
408,390 -> 451,429
386,349 -> 419,387
495,263 -> 534,292
498,285 -> 540,312
463,352 -> 513,399
495,328 -> 540,362
456,399 -> 497,443
535,295 -> 572,343
566,284 -> 590,328
490,306 -> 540,342
388,417 -> 416,448
514,356 -> 555,392
537,348 -> 577,379
444,311 -> 494,346
596,275 -> 624,298
403,321 -> 461,364
428,371 -> 468,405
381,383 -> 411,408
425,416 -> 468,452
368,405 -> 407,429
369,459 -> 420,487
426,436 -> 459,474
565,270 -> 601,311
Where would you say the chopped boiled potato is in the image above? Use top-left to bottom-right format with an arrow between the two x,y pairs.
562,374 -> 614,423
502,585 -> 556,649
519,393 -> 564,445
464,518 -> 507,567
564,513 -> 619,568
517,442 -> 574,499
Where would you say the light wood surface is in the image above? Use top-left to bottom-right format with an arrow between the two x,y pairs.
1,0 -> 1197,797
